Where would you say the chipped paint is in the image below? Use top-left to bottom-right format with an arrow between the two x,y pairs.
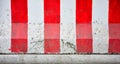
61,39 -> 76,53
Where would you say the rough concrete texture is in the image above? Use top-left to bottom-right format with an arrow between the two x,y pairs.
0,0 -> 11,53
0,55 -> 120,63
28,23 -> 44,53
60,23 -> 76,53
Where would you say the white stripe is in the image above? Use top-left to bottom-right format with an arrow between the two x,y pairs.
92,0 -> 109,53
0,0 -> 11,53
28,0 -> 44,53
60,0 -> 76,53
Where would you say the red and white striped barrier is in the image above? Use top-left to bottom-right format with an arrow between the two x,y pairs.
0,0 -> 120,54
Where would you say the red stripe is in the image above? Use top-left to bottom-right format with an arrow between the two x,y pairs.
44,0 -> 60,53
76,0 -> 92,53
109,0 -> 120,53
11,0 -> 28,52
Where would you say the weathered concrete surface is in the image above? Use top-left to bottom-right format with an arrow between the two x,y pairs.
0,55 -> 120,63
28,23 -> 44,53
0,0 -> 11,53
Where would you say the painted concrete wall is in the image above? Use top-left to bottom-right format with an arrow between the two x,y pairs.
0,0 -> 120,63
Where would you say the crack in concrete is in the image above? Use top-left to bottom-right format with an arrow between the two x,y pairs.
65,42 -> 76,51
29,40 -> 44,51
61,39 -> 76,52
